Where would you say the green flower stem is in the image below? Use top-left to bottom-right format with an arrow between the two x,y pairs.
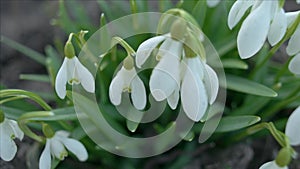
250,13 -> 300,78
18,111 -> 54,143
0,96 -> 27,104
234,122 -> 290,148
0,89 -> 51,111
274,56 -> 293,83
261,91 -> 300,119
111,36 -> 136,56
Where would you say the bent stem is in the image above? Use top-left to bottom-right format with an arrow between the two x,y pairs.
18,111 -> 54,143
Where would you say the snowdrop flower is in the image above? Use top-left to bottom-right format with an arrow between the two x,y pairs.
39,130 -> 88,169
228,0 -> 287,59
285,106 -> 300,146
206,0 -> 221,8
0,114 -> 24,161
285,11 -> 300,75
109,56 -> 147,110
259,106 -> 300,169
289,53 -> 300,75
136,19 -> 219,121
259,161 -> 288,169
55,40 -> 95,99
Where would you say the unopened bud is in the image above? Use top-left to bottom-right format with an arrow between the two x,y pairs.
123,56 -> 134,70
275,147 -> 292,167
0,110 -> 4,123
42,123 -> 55,138
170,19 -> 187,41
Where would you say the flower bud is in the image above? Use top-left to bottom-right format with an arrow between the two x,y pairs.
123,56 -> 134,70
275,147 -> 292,167
0,110 -> 4,123
183,33 -> 197,58
42,123 -> 55,138
64,41 -> 75,59
170,19 -> 187,41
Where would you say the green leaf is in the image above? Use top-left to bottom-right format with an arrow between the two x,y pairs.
1,35 -> 46,65
226,75 -> 278,97
216,115 -> 261,132
19,74 -> 50,83
222,59 -> 248,69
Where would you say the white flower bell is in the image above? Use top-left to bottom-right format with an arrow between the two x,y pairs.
206,0 -> 221,8
0,116 -> 24,161
259,106 -> 300,169
109,56 -> 147,110
228,0 -> 287,59
259,161 -> 288,169
55,40 -> 95,99
39,130 -> 88,169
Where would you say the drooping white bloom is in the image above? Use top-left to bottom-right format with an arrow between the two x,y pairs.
285,106 -> 300,146
259,106 -> 300,169
109,64 -> 147,110
228,0 -> 287,59
149,38 -> 182,102
259,161 -> 288,169
136,33 -> 219,121
206,0 -> 221,7
286,12 -> 300,56
288,53 -> 300,76
55,57 -> 95,99
39,131 -> 88,169
0,118 -> 24,161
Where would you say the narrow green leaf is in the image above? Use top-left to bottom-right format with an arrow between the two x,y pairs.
19,74 -> 50,83
222,59 -> 248,69
216,115 -> 261,132
1,36 -> 46,65
226,75 -> 278,97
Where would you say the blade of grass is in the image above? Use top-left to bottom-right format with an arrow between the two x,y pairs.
1,35 -> 46,65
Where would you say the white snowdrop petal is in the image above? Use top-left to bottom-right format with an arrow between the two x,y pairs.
297,0 -> 300,4
150,39 -> 182,101
259,161 -> 287,169
66,57 -> 78,84
8,119 -> 24,140
228,0 -> 254,29
286,24 -> 300,56
74,57 -> 95,93
39,140 -> 51,169
237,1 -> 272,59
289,53 -> 300,75
285,106 -> 300,146
207,0 -> 220,7
136,35 -> 166,68
204,64 -> 219,104
55,130 -> 70,138
55,58 -> 68,99
286,11 -> 300,27
61,138 -> 88,161
268,8 -> 287,46
181,60 -> 208,122
109,71 -> 124,106
167,86 -> 180,110
0,127 -> 17,161
50,139 -> 67,160
131,75 -> 147,110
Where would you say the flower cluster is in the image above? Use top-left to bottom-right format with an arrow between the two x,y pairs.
133,19 -> 219,122
259,106 -> 300,169
228,0 -> 300,59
